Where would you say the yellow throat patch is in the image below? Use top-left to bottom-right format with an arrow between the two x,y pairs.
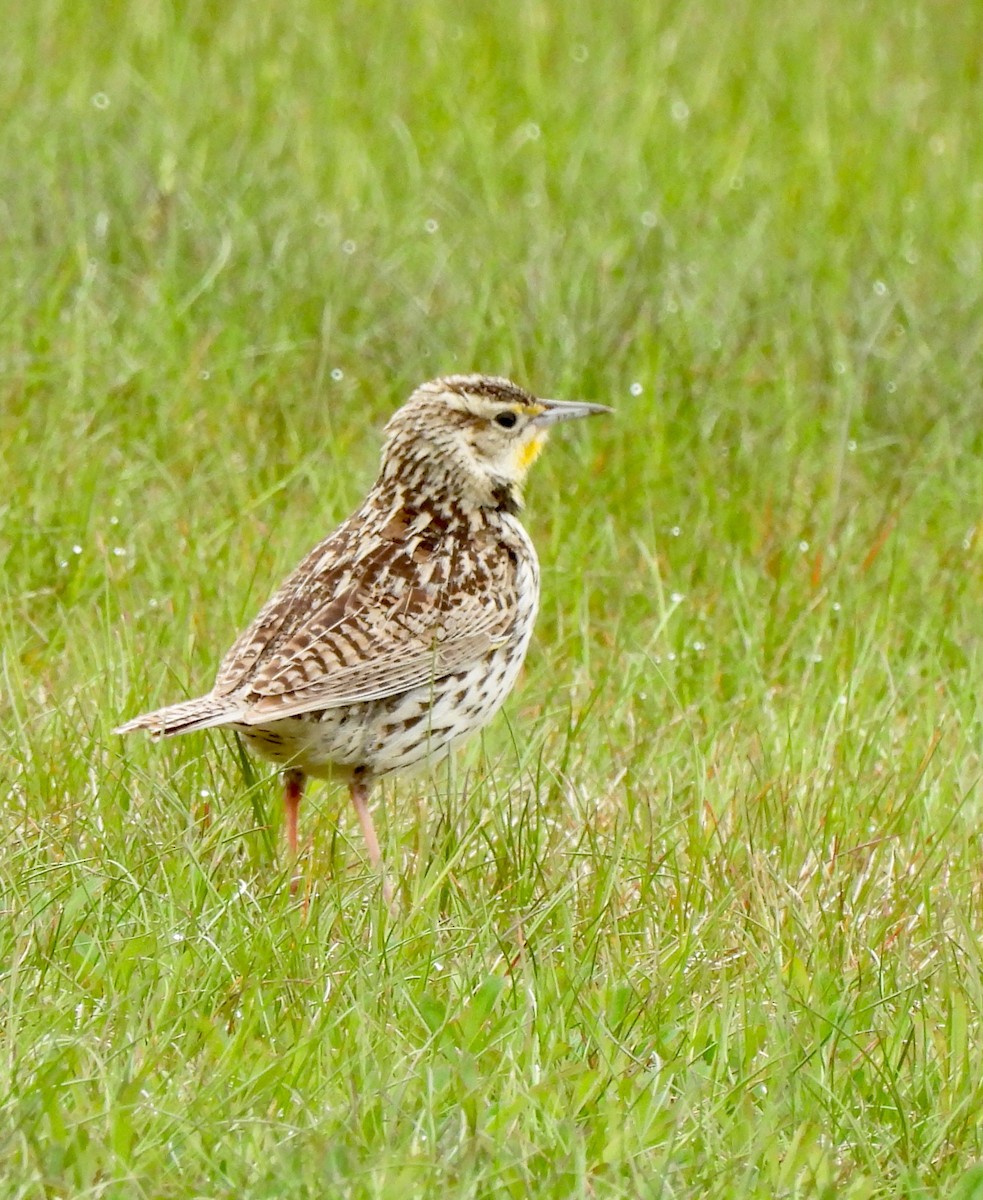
517,429 -> 548,473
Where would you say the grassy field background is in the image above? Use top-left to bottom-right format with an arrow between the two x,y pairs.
3,0 -> 983,1195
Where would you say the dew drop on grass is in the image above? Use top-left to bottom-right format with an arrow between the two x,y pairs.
670,591 -> 685,603
630,382 -> 643,396
424,218 -> 439,234
330,367 -> 344,381
667,652 -> 677,662
886,381 -> 896,393
832,602 -> 841,611
640,210 -> 658,228
341,239 -> 357,255
112,546 -> 127,557
799,540 -> 810,552
72,544 -> 82,554
91,92 -> 110,110
314,211 -> 330,227
833,361 -> 846,375
873,280 -> 887,296
520,122 -> 541,142
670,98 -> 690,122
570,43 -> 589,62
692,640 -> 705,652
199,369 -> 210,381
670,526 -> 681,537
847,439 -> 857,452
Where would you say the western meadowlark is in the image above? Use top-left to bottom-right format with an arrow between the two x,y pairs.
115,374 -> 610,899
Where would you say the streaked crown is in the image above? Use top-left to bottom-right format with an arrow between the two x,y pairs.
412,374 -> 541,409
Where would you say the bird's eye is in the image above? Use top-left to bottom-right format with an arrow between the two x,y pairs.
494,412 -> 518,429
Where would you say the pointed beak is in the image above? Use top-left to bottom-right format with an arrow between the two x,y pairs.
531,398 -> 614,427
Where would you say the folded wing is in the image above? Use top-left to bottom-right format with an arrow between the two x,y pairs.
212,508 -> 516,724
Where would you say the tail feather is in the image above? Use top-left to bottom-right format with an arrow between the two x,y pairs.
114,693 -> 245,739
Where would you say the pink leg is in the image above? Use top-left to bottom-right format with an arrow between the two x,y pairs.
283,769 -> 305,860
350,777 -> 394,908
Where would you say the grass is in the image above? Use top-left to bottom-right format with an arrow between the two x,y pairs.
2,0 -> 983,1194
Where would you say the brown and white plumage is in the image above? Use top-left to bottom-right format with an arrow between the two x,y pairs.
115,374 -> 610,899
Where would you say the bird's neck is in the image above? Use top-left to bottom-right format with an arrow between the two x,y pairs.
364,472 -> 521,538
377,438 -> 523,519
489,479 -> 522,516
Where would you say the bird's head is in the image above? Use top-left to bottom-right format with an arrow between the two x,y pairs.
380,374 -> 611,513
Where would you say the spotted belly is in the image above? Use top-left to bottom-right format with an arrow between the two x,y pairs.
233,634 -> 531,783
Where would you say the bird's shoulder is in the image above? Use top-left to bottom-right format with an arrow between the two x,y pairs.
213,496 -> 527,699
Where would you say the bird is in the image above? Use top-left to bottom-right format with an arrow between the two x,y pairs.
115,374 -> 611,901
